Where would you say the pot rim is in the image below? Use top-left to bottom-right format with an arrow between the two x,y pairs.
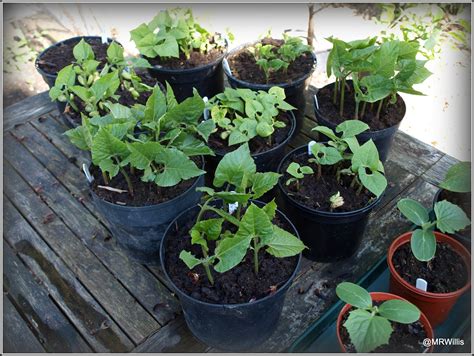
387,231 -> 472,298
313,80 -> 406,134
35,35 -> 116,77
159,199 -> 302,308
212,110 -> 297,159
336,291 -> 434,353
276,145 -> 384,217
223,40 -> 317,89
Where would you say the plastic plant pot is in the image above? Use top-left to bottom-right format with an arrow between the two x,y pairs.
336,292 -> 434,353
276,145 -> 383,262
387,231 -> 471,327
160,200 -> 302,351
313,81 -> 406,162
223,42 -> 317,133
89,159 -> 205,265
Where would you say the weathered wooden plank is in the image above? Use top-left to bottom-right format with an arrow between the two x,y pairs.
3,91 -> 55,132
3,197 -> 134,352
4,241 -> 92,352
421,152 -> 459,187
3,159 -> 159,344
4,131 -> 180,326
3,295 -> 46,353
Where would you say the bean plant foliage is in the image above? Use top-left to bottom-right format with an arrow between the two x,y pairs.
179,143 -> 306,285
130,8 -> 228,60
336,282 -> 421,353
65,83 -> 215,195
207,86 -> 295,146
439,161 -> 471,193
49,39 -> 153,117
397,198 -> 470,261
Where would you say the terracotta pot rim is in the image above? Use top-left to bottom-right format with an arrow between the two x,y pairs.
336,291 -> 434,353
387,231 -> 471,298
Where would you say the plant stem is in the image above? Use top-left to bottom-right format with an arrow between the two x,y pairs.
253,238 -> 259,274
360,101 -> 367,119
102,171 -> 110,185
376,98 -> 384,120
201,249 -> 214,285
333,77 -> 338,105
354,100 -> 360,120
350,175 -> 358,188
120,167 -> 134,196
356,182 -> 363,195
339,77 -> 346,117
196,196 -> 216,224
317,164 -> 322,180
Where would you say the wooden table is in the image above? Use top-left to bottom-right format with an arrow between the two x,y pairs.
3,85 -> 462,352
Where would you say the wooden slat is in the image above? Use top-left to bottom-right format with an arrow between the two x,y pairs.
3,197 -> 134,352
3,158 -> 158,344
3,91 -> 55,132
4,129 -> 180,326
3,296 -> 46,353
4,241 -> 92,352
422,152 -> 460,187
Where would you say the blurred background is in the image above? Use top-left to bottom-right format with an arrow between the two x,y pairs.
3,3 -> 471,159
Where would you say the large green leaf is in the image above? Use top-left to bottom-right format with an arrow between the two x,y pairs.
214,234 -> 252,273
161,90 -> 204,127
55,64 -> 76,87
358,167 -> 387,197
73,39 -> 95,62
378,299 -> 420,324
235,203 -> 274,242
251,172 -> 281,199
439,162 -> 471,193
397,198 -> 429,226
179,250 -> 202,269
263,226 -> 305,258
144,85 -> 167,122
192,218 -> 224,241
434,200 -> 471,234
410,228 -> 436,261
91,127 -> 129,177
153,148 -> 205,187
213,144 -> 256,189
351,139 -> 380,172
336,120 -> 370,138
336,282 -> 372,309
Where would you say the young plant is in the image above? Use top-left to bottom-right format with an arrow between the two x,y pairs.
179,143 -> 306,285
397,198 -> 470,261
439,161 -> 471,193
130,8 -> 228,60
285,162 -> 313,190
208,86 -> 295,146
336,282 -> 421,353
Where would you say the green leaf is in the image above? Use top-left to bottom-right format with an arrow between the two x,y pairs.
434,200 -> 471,234
312,126 -> 338,141
336,120 -> 370,138
155,35 -> 179,58
196,119 -> 216,142
358,167 -> 387,197
397,198 -> 429,226
73,39 -> 95,62
336,282 -> 372,309
91,128 -> 129,177
311,144 -> 343,165
214,191 -> 252,204
70,85 -> 91,102
378,299 -> 420,324
179,250 -> 202,269
107,41 -> 124,63
213,143 -> 256,189
153,148 -> 205,187
214,234 -> 252,273
262,199 -> 277,219
439,162 -> 471,193
161,90 -> 204,127
251,172 -> 281,199
351,139 -> 380,172
55,64 -> 76,87
410,228 -> 436,261
263,226 -> 305,257
192,218 -> 224,241
144,85 -> 167,122
256,121 -> 274,137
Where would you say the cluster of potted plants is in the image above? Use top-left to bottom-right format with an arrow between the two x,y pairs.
36,7 -> 470,352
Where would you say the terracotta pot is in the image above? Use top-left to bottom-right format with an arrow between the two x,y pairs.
387,231 -> 471,326
336,292 -> 434,353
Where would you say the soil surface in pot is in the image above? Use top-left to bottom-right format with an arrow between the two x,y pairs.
340,302 -> 428,353
208,112 -> 291,156
317,83 -> 405,131
164,208 -> 298,304
280,151 -> 375,212
228,38 -> 314,85
438,190 -> 471,239
392,241 -> 468,293
38,38 -> 110,75
90,156 -> 201,206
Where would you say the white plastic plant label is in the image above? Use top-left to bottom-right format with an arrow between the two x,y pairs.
228,202 -> 239,214
308,140 -> 317,155
203,96 -> 210,120
82,163 -> 94,183
416,278 -> 428,292
101,32 -> 108,44
313,94 -> 320,110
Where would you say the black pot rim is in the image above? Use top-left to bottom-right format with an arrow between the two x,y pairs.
35,35 -> 116,78
313,80 -> 406,135
212,109 -> 297,159
87,156 -> 206,211
223,40 -> 317,89
160,199 -> 302,308
277,145 -> 384,217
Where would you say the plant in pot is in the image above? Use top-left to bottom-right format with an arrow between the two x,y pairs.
277,120 -> 387,261
223,31 -> 317,131
160,143 -> 306,351
336,282 -> 433,353
314,36 -> 432,161
65,84 -> 215,264
130,7 -> 230,102
49,39 -> 157,127
204,86 -> 297,180
433,161 -> 471,249
388,197 -> 471,326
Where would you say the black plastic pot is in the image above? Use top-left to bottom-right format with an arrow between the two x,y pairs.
223,41 -> 317,133
313,82 -> 406,162
433,189 -> 471,250
160,199 -> 301,351
276,146 -> 383,262
89,161 -> 205,265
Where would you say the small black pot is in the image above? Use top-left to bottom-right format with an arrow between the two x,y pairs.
223,42 -> 317,133
160,199 -> 301,351
90,161 -> 205,265
276,146 -> 383,262
313,82 -> 406,162
433,189 -> 471,250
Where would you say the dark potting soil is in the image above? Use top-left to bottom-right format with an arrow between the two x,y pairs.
164,208 -> 299,304
90,156 -> 201,206
228,38 -> 314,85
339,302 -> 428,353
38,38 -> 110,75
281,151 -> 375,212
317,82 -> 406,131
208,112 -> 291,156
392,242 -> 468,293
438,190 -> 471,239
